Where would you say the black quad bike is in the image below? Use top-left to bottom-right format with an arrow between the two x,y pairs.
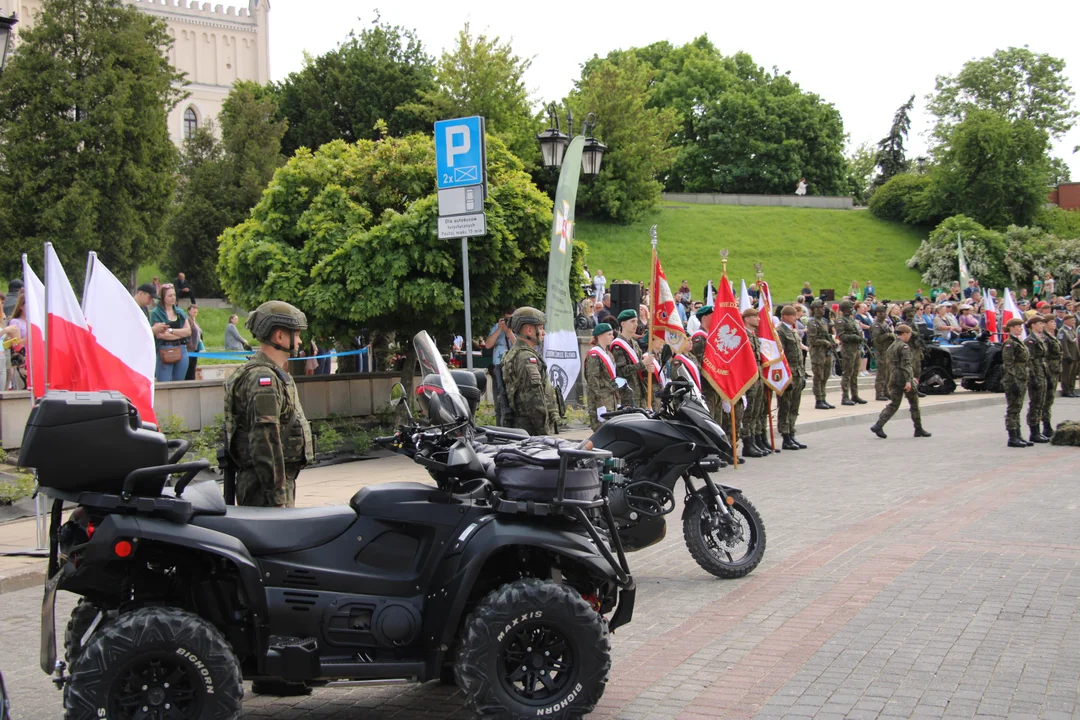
921,333 -> 1004,395
465,361 -> 767,580
26,332 -> 634,720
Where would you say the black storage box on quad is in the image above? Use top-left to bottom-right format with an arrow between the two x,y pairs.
494,439 -> 601,502
20,391 -> 169,495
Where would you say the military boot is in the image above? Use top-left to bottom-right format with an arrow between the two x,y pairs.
870,424 -> 887,439
742,437 -> 764,458
757,434 -> 773,455
791,434 -> 808,449
1029,425 -> 1049,443
1042,421 -> 1054,439
815,400 -> 831,410
782,434 -> 801,450
913,424 -> 932,438
852,395 -> 868,404
841,395 -> 856,406
1007,429 -> 1028,448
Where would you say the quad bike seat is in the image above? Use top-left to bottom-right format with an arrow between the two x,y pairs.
191,505 -> 355,555
160,480 -> 227,517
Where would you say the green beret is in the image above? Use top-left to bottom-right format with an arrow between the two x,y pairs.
592,323 -> 613,337
695,305 -> 713,319
617,309 -> 638,323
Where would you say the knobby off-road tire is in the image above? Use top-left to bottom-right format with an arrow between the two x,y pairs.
454,578 -> 611,719
683,492 -> 767,579
64,599 -> 103,666
63,606 -> 243,720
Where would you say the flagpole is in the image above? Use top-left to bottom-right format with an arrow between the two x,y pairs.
82,252 -> 96,312
647,225 -> 658,410
767,389 -> 778,453
42,243 -> 50,394
757,264 -> 777,453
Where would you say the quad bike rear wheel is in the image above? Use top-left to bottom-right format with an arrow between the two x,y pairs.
63,606 -> 243,720
454,578 -> 610,719
64,599 -> 103,665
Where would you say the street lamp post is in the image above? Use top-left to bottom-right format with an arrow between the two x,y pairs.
536,104 -> 606,177
0,12 -> 17,73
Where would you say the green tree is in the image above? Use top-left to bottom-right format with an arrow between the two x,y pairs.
926,110 -> 1050,229
906,215 -> 1008,291
166,82 -> 287,297
872,95 -> 915,188
274,19 -> 434,156
0,0 -> 182,284
1002,224 -> 1080,288
217,134 -> 577,387
928,47 -> 1078,140
411,24 -> 540,166
867,173 -> 933,224
566,54 -> 679,224
845,142 -> 877,206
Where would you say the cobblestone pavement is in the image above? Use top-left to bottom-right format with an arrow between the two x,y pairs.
2,399 -> 1079,719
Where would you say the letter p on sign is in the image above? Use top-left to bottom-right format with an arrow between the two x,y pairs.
445,125 -> 470,167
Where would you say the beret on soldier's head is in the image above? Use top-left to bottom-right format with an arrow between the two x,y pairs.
741,307 -> 758,319
592,323 -> 613,337
1041,314 -> 1056,324
1005,318 -> 1025,330
781,305 -> 798,317
895,324 -> 913,335
1025,314 -> 1044,327
695,305 -> 713,319
617,309 -> 638,323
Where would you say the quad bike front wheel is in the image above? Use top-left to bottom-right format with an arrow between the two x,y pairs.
683,492 -> 766,579
454,578 -> 611,719
63,607 -> 243,720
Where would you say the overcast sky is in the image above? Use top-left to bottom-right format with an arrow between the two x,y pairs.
263,0 -> 1080,178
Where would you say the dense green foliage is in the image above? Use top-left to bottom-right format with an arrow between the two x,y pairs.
273,20 -> 434,156
217,134 -> 576,358
0,0 -> 182,284
926,111 -> 1050,229
578,203 -> 925,302
166,82 -> 286,296
845,143 -> 877,206
409,24 -> 540,167
906,215 -> 1009,291
566,54 -> 680,224
1002,225 -> 1080,289
1034,206 -> 1080,239
873,95 -> 915,189
928,46 -> 1078,140
868,173 -> 933,224
579,36 -> 848,197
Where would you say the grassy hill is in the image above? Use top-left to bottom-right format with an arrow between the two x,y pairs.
576,203 -> 927,303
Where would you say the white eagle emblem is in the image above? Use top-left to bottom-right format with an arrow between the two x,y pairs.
714,324 -> 742,354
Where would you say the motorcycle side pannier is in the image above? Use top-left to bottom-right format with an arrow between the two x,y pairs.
494,438 -> 600,502
20,391 -> 169,495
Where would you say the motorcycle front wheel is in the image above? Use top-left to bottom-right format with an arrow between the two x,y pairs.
683,492 -> 766,579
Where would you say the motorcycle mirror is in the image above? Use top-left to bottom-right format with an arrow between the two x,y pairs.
389,383 -> 406,407
615,377 -> 628,389
660,344 -> 673,367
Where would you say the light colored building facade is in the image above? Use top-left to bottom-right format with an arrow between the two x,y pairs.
14,0 -> 270,145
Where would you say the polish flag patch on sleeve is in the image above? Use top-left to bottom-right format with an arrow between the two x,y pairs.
259,377 -> 273,386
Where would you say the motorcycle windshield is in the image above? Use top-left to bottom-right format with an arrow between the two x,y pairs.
674,361 -> 705,404
413,331 -> 471,423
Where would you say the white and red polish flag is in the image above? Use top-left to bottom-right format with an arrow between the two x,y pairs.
1002,288 -> 1026,340
984,290 -> 998,337
757,281 -> 792,395
81,253 -> 157,423
44,244 -> 103,394
21,255 -> 46,399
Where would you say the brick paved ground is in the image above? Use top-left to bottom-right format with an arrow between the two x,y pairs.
2,398 -> 1079,718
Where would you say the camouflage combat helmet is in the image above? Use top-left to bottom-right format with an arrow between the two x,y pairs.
839,299 -> 854,312
510,306 -> 547,334
810,299 -> 824,310
246,301 -> 308,343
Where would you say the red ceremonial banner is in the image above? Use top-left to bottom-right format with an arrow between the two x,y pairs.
701,274 -> 759,404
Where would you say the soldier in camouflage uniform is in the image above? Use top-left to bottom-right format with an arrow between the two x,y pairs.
836,300 -> 867,405
584,323 -> 621,431
870,325 -> 931,439
901,305 -> 926,397
224,301 -> 314,508
610,309 -> 655,408
870,305 -> 895,401
1024,315 -> 1050,444
1059,314 -> 1080,398
689,306 -> 719,419
502,307 -> 560,436
1001,317 -> 1031,448
777,305 -> 807,450
806,300 -> 836,409
1040,314 -> 1062,439
737,307 -> 765,457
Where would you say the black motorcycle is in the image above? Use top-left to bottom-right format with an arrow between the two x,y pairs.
587,362 -> 766,579
27,331 -> 634,720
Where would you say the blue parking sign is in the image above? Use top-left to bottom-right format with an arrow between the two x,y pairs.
435,116 -> 486,190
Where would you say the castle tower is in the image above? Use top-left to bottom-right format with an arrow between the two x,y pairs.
11,0 -> 271,145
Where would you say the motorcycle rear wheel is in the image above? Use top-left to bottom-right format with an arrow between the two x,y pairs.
683,493 -> 766,579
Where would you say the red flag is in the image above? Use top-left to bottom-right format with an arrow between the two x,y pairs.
45,244 -> 104,393
82,255 -> 158,423
701,274 -> 759,404
984,292 -> 998,336
21,256 -> 46,399
756,281 -> 792,395
651,254 -> 688,352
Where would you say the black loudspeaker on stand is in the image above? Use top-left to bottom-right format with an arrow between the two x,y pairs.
610,284 -> 641,316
